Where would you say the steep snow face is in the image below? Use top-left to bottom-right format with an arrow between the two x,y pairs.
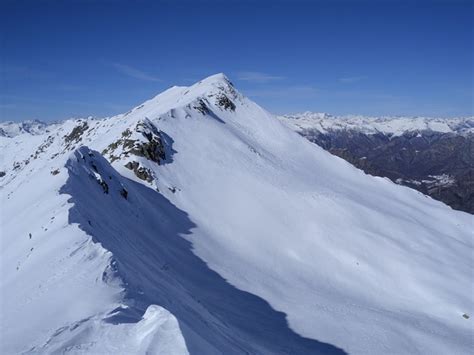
1,74 -> 473,354
280,111 -> 474,136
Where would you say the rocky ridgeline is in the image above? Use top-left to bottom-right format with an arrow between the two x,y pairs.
101,119 -> 166,183
0,116 -> 170,187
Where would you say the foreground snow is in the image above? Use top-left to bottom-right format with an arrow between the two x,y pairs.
1,74 -> 472,354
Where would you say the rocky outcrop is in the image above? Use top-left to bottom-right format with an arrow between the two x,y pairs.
124,161 -> 153,182
216,94 -> 236,111
64,122 -> 89,149
193,99 -> 210,115
130,122 -> 166,163
102,120 -> 166,165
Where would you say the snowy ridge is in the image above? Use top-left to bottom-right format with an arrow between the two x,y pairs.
1,74 -> 473,354
280,111 -> 474,136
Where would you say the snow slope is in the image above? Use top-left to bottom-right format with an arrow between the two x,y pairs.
1,74 -> 473,354
280,111 -> 474,136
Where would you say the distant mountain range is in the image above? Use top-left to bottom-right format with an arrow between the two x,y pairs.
280,112 -> 474,214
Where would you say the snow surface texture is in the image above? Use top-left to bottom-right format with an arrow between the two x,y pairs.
1,74 -> 473,354
279,112 -> 474,137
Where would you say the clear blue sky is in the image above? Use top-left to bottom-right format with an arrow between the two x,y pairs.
1,0 -> 472,121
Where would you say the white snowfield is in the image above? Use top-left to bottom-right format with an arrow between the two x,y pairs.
279,111 -> 474,136
0,74 -> 473,354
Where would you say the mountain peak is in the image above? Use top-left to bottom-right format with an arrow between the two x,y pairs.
0,119 -> 50,137
199,72 -> 230,84
280,112 -> 474,136
185,73 -> 236,97
130,73 -> 240,121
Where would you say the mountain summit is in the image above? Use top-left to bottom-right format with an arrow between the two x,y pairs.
1,74 -> 472,354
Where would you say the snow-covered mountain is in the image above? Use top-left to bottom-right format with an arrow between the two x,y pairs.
1,74 -> 473,354
0,119 -> 54,138
280,111 -> 474,137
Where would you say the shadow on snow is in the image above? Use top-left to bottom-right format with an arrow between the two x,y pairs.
60,146 -> 347,355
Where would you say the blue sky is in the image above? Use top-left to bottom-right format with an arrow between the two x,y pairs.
1,0 -> 472,121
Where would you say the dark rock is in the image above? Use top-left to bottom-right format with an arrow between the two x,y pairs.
135,167 -> 153,182
124,161 -> 140,171
193,99 -> 210,115
98,179 -> 109,194
0,171 -> 5,177
216,94 -> 236,111
103,122 -> 166,165
121,128 -> 132,138
64,122 -> 89,148
124,161 -> 153,182
33,136 -> 54,159
129,138 -> 165,163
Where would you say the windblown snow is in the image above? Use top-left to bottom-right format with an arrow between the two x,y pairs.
1,74 -> 473,354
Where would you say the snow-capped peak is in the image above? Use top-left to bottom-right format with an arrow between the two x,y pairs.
0,73 -> 238,139
193,72 -> 232,87
280,112 -> 474,136
0,119 -> 50,137
110,72 -> 241,127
